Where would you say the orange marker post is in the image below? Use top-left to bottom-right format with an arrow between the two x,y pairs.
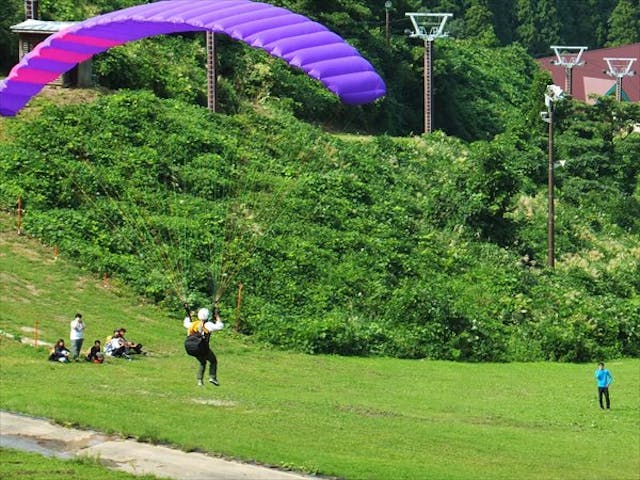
17,196 -> 24,235
234,282 -> 244,332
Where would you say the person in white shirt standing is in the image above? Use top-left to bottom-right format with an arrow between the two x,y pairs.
69,313 -> 85,362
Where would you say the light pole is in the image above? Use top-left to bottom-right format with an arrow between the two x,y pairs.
405,12 -> 452,134
604,57 -> 636,101
540,84 -> 565,268
550,45 -> 587,96
384,1 -> 392,47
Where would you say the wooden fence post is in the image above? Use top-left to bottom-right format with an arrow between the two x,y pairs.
234,282 -> 244,332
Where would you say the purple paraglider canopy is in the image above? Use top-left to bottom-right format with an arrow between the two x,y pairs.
0,0 -> 386,116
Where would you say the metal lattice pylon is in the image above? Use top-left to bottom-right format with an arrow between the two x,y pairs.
206,31 -> 217,112
405,12 -> 452,134
550,46 -> 587,96
604,57 -> 637,101
24,0 -> 39,19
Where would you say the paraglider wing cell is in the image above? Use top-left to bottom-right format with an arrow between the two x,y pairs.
0,0 -> 386,116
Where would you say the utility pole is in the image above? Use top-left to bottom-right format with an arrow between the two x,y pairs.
384,1 -> 392,47
206,31 -> 217,112
550,45 -> 587,96
546,102 -> 555,268
540,84 -> 565,268
405,12 -> 452,134
16,195 -> 24,235
604,57 -> 636,101
234,282 -> 243,332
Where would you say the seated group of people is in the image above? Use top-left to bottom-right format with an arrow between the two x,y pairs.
103,328 -> 145,360
48,327 -> 144,363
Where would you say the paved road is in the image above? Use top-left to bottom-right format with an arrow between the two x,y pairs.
0,411 -> 319,480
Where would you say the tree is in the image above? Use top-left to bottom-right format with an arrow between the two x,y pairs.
516,0 -> 561,56
536,0 -> 561,53
606,0 -> 640,46
0,0 -> 22,74
433,41 -> 537,141
488,0 -> 518,44
463,2 -> 500,46
557,0 -> 602,47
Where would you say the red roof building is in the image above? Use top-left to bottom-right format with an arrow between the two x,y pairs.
538,43 -> 639,103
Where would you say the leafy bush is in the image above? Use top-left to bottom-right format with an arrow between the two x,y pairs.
1,91 -> 637,362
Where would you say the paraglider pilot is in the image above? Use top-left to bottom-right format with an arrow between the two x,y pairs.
183,304 -> 224,386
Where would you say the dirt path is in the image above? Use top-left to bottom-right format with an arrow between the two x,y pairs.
0,411 -> 319,480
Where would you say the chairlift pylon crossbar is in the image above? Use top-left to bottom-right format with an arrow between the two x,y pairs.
603,57 -> 637,77
405,12 -> 453,41
550,45 -> 588,68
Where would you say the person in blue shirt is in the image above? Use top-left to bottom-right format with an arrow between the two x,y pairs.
595,362 -> 613,409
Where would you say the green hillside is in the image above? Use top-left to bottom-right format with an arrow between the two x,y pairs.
1,220 -> 639,479
0,90 -> 638,362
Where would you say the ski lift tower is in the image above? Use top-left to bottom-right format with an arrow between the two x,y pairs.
24,0 -> 38,19
604,57 -> 637,101
206,31 -> 217,112
405,12 -> 452,134
550,45 -> 587,96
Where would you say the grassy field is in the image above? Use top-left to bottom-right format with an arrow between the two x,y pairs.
1,213 -> 639,480
0,448 -> 160,480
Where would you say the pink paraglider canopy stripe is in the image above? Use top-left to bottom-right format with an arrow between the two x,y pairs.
0,0 -> 386,116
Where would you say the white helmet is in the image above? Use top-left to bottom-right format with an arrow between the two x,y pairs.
197,308 -> 210,321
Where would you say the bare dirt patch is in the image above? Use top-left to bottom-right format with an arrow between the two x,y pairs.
37,85 -> 108,106
192,398 -> 238,407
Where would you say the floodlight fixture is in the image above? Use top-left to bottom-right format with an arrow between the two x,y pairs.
540,111 -> 550,123
544,84 -> 565,107
550,45 -> 587,95
604,57 -> 637,101
405,12 -> 453,134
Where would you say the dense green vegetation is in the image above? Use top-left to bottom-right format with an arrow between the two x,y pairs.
1,226 -> 639,480
1,88 -> 638,362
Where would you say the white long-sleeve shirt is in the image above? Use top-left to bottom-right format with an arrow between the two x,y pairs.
185,318 -> 224,335
70,318 -> 84,340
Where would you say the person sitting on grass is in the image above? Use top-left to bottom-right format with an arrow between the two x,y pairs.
117,328 -> 144,355
104,330 -> 131,360
86,339 -> 104,363
48,339 -> 71,363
